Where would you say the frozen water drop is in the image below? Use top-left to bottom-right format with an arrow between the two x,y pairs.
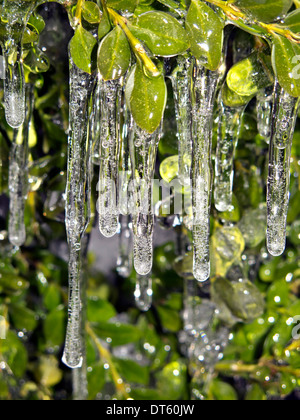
134,274 -> 153,312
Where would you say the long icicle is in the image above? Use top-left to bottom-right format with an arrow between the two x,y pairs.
130,120 -> 162,276
266,81 -> 300,257
214,102 -> 246,212
98,79 -> 122,238
191,63 -> 219,282
1,1 -> 37,128
8,84 -> 33,247
170,54 -> 193,186
62,54 -> 94,369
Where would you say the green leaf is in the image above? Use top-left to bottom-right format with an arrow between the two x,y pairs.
272,34 -> 300,97
227,52 -> 274,97
87,364 -> 106,400
1,331 -> 28,378
114,358 -> 149,385
132,11 -> 189,57
27,13 -> 45,34
106,0 -> 138,12
93,322 -> 142,346
98,12 -> 111,40
125,63 -> 167,133
9,303 -> 38,332
82,1 -> 101,24
98,26 -> 131,80
87,298 -> 116,323
43,306 -> 66,348
186,0 -> 224,70
283,9 -> 300,33
234,0 -> 293,23
69,24 -> 97,74
209,379 -> 238,401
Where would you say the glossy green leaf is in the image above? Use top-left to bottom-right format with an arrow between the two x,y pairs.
272,34 -> 300,97
69,24 -> 97,74
115,358 -> 150,385
125,63 -> 167,133
132,11 -> 189,57
106,0 -> 138,12
186,0 -> 224,70
283,9 -> 300,33
87,298 -> 116,323
227,52 -> 274,97
98,26 -> 131,80
82,1 -> 101,24
98,12 -> 111,40
1,331 -> 28,378
209,379 -> 238,401
234,0 -> 293,23
93,322 -> 142,346
43,306 -> 66,348
9,303 -> 38,332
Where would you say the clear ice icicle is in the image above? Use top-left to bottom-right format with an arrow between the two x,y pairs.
214,102 -> 246,212
170,55 -> 193,186
116,215 -> 133,278
191,63 -> 219,282
91,76 -> 101,165
1,1 -> 37,128
63,55 -> 94,369
130,121 -> 162,276
98,79 -> 122,238
256,87 -> 273,142
267,82 -> 300,257
8,84 -> 33,247
134,274 -> 153,312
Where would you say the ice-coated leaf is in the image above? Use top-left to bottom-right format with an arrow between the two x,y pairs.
271,34 -> 300,97
131,11 -> 189,57
82,1 -> 101,24
69,25 -> 97,74
106,0 -> 138,12
98,26 -> 131,80
125,63 -> 167,133
234,0 -> 293,23
186,0 -> 224,70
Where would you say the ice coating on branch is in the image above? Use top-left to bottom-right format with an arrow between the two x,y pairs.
63,56 -> 94,369
98,79 -> 122,238
1,1 -> 37,128
171,55 -> 193,186
130,121 -> 161,276
267,82 -> 300,257
214,102 -> 246,212
8,85 -> 33,247
116,215 -> 133,278
134,274 -> 153,312
256,87 -> 273,142
191,63 -> 219,282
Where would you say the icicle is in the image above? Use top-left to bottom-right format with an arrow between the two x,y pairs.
98,79 -> 122,238
8,84 -> 33,247
63,55 -> 94,369
170,55 -> 193,186
214,102 -> 246,212
134,274 -> 153,312
191,63 -> 219,282
267,82 -> 300,257
91,76 -> 101,165
1,1 -> 37,128
256,86 -> 273,142
130,121 -> 162,276
116,215 -> 133,278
